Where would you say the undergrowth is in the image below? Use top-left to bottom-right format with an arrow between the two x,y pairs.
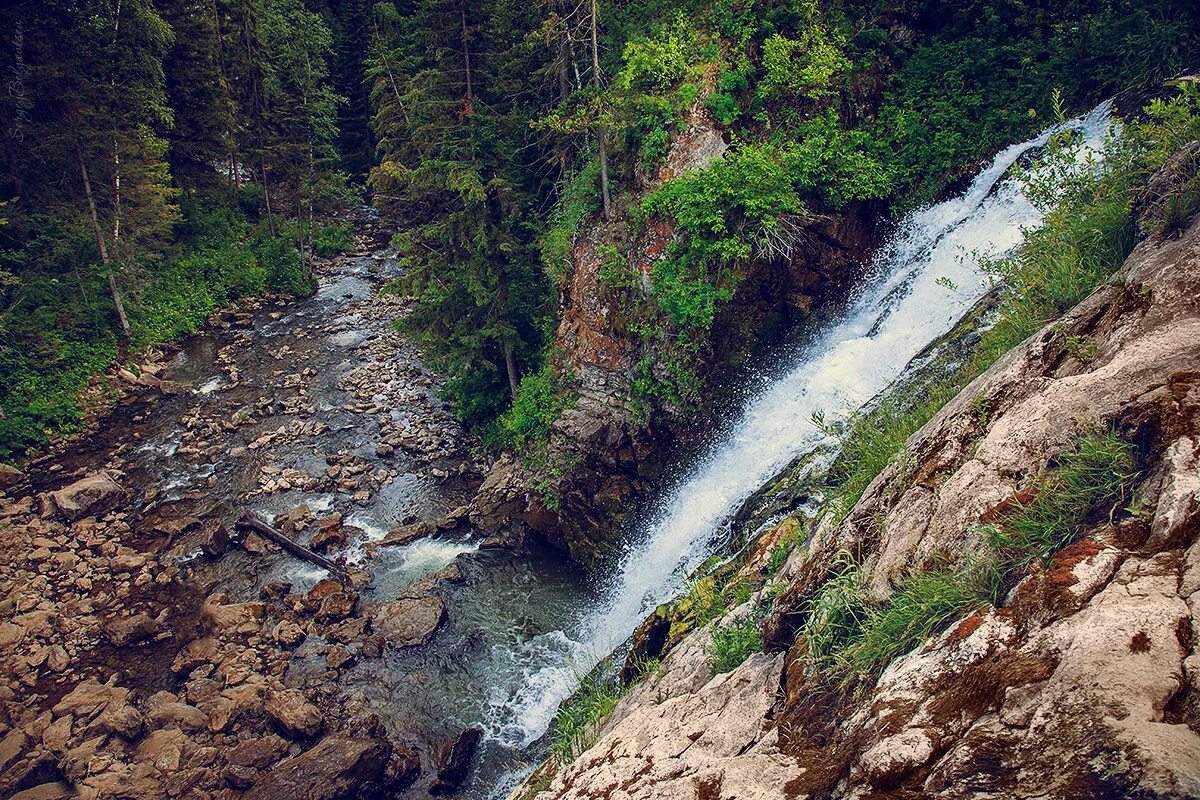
800,430 -> 1138,688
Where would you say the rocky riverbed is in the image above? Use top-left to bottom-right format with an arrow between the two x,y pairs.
0,234 -> 591,800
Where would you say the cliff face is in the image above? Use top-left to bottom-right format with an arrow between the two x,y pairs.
522,211 -> 1200,795
470,109 -> 879,566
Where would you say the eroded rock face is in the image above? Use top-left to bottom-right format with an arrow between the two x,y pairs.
522,212 -> 1200,798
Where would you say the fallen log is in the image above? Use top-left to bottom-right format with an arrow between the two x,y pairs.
235,511 -> 347,580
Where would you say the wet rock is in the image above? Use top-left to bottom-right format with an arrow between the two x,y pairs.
271,619 -> 307,647
380,521 -> 435,547
374,596 -> 446,647
429,727 -> 482,795
201,521 -> 231,557
103,611 -> 167,646
243,735 -> 391,800
265,688 -> 323,738
48,471 -> 127,521
309,513 -> 346,551
325,645 -> 356,670
316,591 -> 356,621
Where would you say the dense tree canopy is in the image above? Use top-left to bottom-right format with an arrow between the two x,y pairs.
1,0 -> 1197,458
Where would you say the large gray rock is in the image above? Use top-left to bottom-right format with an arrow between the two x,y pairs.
48,471 -> 126,521
374,596 -> 446,647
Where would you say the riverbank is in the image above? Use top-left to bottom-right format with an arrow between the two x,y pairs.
0,232 -> 587,799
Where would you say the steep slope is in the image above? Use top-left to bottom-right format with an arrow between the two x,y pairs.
520,195 -> 1200,797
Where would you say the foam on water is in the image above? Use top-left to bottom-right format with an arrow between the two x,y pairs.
485,102 -> 1115,751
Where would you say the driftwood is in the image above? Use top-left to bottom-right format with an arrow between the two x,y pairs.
235,511 -> 347,580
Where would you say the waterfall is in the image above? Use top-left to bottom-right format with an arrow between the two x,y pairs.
484,102 -> 1114,754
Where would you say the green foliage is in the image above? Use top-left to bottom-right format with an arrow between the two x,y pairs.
987,432 -> 1137,576
863,0 -> 1200,205
709,609 -> 764,674
548,672 -> 622,764
539,157 -> 603,286
489,365 -> 574,452
765,519 -> 806,577
314,223 -> 355,256
759,20 -> 848,102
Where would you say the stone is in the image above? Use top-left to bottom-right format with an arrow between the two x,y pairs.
202,599 -> 265,635
172,636 -> 219,673
0,729 -> 28,773
242,735 -> 391,800
201,522 -> 231,557
380,521 -> 435,547
271,620 -> 306,647
429,727 -> 482,795
0,463 -> 24,490
228,734 -> 289,768
147,701 -> 207,732
103,611 -> 166,646
207,683 -> 265,733
49,471 -> 127,521
374,596 -> 446,647
265,688 -> 323,738
52,679 -> 128,717
8,783 -> 76,800
316,591 -> 356,621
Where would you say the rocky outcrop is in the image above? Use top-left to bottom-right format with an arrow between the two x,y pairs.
472,107 -> 879,567
522,206 -> 1200,796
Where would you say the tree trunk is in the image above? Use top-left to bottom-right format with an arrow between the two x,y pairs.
502,337 -> 520,398
77,144 -> 131,342
460,5 -> 474,115
590,0 -> 611,220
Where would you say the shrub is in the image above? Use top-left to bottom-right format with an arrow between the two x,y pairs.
313,222 -> 354,256
489,365 -> 572,452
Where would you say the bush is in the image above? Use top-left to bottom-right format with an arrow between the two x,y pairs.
313,222 -> 355,256
489,365 -> 572,452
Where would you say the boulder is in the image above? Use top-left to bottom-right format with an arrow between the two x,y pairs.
103,611 -> 166,647
49,472 -> 126,521
429,727 -> 482,795
374,596 -> 446,647
0,463 -> 24,491
201,522 -> 231,557
264,688 -> 323,738
8,783 -> 76,800
380,521 -> 435,547
172,636 -> 219,674
243,735 -> 391,800
271,620 -> 306,647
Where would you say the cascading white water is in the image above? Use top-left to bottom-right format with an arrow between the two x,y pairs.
484,102 -> 1115,752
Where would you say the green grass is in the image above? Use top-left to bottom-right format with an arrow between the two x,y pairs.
709,607 -> 765,675
799,431 -> 1138,688
548,672 -> 623,764
987,431 -> 1137,577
